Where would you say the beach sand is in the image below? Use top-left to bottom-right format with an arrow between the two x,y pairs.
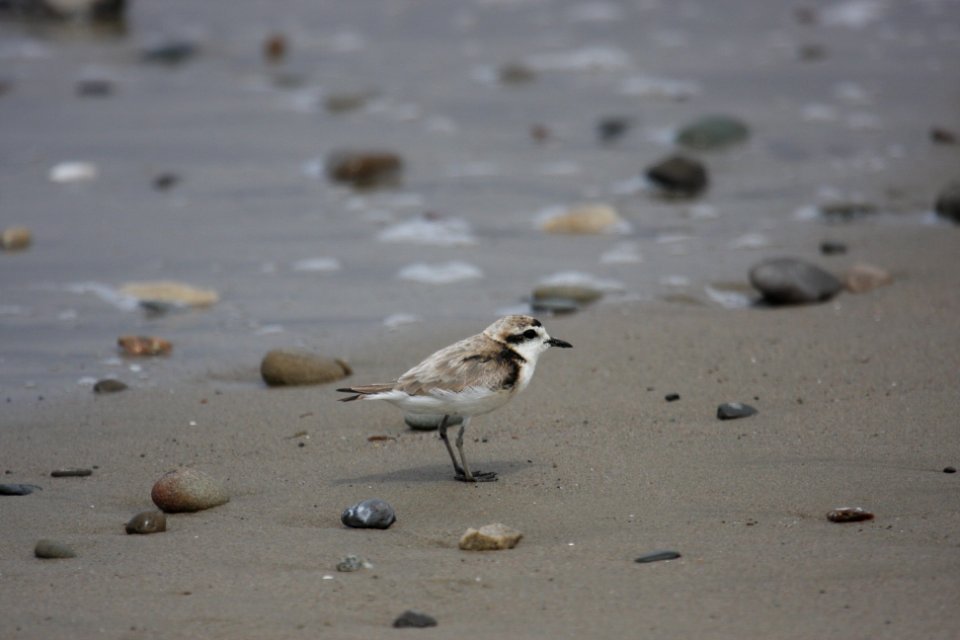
3,223 -> 959,639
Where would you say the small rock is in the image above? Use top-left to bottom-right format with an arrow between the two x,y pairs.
120,281 -> 219,308
531,284 -> 603,306
844,263 -> 892,293
93,379 -> 127,394
324,91 -> 375,113
49,161 -> 98,183
498,62 -> 536,84
539,204 -> 627,235
141,39 -> 199,66
118,335 -> 172,357
930,127 -> 957,145
597,116 -> 632,144
152,172 -> 180,191
151,468 -> 230,513
819,240 -> 847,255
664,393 -> 680,402
336,554 -> 371,572
51,468 -> 92,478
393,610 -> 437,629
38,0 -> 126,21
125,510 -> 167,534
819,200 -> 878,222
35,539 -> 76,559
76,77 -> 113,97
530,124 -> 551,143
943,466 -> 956,474
635,550 -> 682,564
1,226 -> 32,251
749,257 -> 843,305
645,154 -> 708,198
529,297 -> 581,315
341,498 -> 396,529
263,33 -> 287,64
826,507 -> 874,523
0,483 -> 41,496
676,115 -> 749,151
326,150 -> 403,189
459,523 -> 523,551
934,182 -> 960,224
404,414 -> 463,432
717,402 -> 758,420
261,350 -> 351,386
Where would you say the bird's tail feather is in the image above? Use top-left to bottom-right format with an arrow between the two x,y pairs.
336,384 -> 394,402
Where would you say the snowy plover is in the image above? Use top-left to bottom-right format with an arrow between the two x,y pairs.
337,315 -> 572,482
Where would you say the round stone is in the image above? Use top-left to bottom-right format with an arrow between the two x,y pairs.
125,510 -> 167,534
151,468 -> 229,513
749,258 -> 842,305
341,498 -> 396,529
260,350 -> 351,387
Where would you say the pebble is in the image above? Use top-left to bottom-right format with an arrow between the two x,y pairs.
498,62 -> 536,84
260,350 -> 351,386
125,510 -> 167,534
717,402 -> 758,420
326,150 -> 403,189
749,257 -> 843,305
36,0 -> 126,21
826,507 -> 874,523
645,154 -> 708,198
675,115 -> 750,151
930,127 -> 957,145
49,161 -> 98,184
934,181 -> 960,224
818,200 -> 877,222
141,39 -> 199,66
35,539 -> 76,559
152,172 -> 181,190
459,523 -> 523,551
151,468 -> 230,513
531,284 -> 603,306
530,297 -> 581,315
93,379 -> 127,394
0,483 -> 41,496
393,610 -> 437,629
325,91 -> 375,113
664,393 -> 680,402
597,116 -> 633,143
943,466 -> 956,474
51,468 -> 92,478
843,263 -> 892,293
819,241 -> 847,255
76,77 -> 113,97
341,498 -> 396,529
118,335 -> 172,357
1,226 -> 32,251
262,33 -> 287,64
404,414 -> 462,431
635,550 -> 682,564
336,554 -> 372,572
539,203 -> 627,234
120,281 -> 219,308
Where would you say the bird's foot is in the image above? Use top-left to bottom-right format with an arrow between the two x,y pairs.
455,470 -> 498,483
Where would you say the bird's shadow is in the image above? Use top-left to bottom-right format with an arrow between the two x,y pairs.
330,459 -> 527,486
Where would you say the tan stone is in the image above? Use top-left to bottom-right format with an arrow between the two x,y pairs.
539,204 -> 626,235
459,523 -> 523,551
844,263 -> 893,293
120,281 -> 219,307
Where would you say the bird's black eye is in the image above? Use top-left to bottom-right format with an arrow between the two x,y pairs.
523,329 -> 537,339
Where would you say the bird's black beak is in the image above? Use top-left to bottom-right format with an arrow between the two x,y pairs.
547,337 -> 572,348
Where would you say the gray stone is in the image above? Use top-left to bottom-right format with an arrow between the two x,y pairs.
645,154 -> 708,198
676,115 -> 749,151
51,468 -> 92,478
125,510 -> 167,534
934,181 -> 960,224
0,483 -> 41,496
393,610 -> 437,628
341,498 -> 396,529
93,379 -> 128,394
635,550 -> 682,564
749,258 -> 842,305
35,539 -> 76,559
717,402 -> 758,420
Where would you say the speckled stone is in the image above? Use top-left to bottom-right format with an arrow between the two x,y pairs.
151,468 -> 229,513
717,402 -> 758,420
35,540 -> 76,559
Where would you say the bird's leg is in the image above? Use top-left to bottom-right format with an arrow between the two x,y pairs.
437,415 -> 466,477
454,417 -> 497,482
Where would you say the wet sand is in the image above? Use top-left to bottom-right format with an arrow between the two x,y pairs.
2,0 -> 960,637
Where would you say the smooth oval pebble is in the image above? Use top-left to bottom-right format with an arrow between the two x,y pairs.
749,258 -> 842,305
341,498 -> 396,529
0,483 -> 41,496
393,610 -> 437,628
35,539 -> 76,559
93,379 -> 128,394
261,350 -> 352,387
326,150 -> 403,189
717,402 -> 758,420
826,507 -> 874,523
1,226 -> 32,251
51,468 -> 92,478
119,281 -> 219,308
125,510 -> 167,534
645,154 -> 708,198
675,115 -> 749,151
944,466 -> 957,474
635,550 -> 682,564
151,468 -> 230,513
539,204 -> 626,235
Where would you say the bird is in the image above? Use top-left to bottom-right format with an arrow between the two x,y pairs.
337,315 -> 572,482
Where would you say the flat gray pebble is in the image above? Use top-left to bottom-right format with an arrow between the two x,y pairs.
341,498 -> 396,529
35,539 -> 76,559
51,468 -> 93,478
93,379 -> 128,393
635,550 -> 682,564
0,483 -> 42,496
125,510 -> 167,534
749,257 -> 842,305
717,402 -> 758,420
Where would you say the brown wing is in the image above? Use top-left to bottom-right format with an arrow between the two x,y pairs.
394,333 -> 522,396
